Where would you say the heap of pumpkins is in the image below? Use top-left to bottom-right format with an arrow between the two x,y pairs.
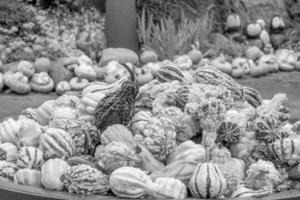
1,58 -> 300,199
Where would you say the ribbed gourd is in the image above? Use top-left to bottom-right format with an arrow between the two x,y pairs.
63,164 -> 110,195
17,146 -> 44,169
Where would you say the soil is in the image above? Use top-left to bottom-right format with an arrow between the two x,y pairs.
0,71 -> 300,123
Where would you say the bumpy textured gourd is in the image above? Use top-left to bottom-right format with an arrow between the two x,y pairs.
17,146 -> 44,169
94,63 -> 139,132
0,161 -> 18,182
0,143 -> 18,162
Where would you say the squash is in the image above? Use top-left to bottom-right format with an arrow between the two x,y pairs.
103,61 -> 130,84
33,57 -> 52,73
231,57 -> 249,78
155,64 -> 194,84
0,161 -> 18,182
189,162 -> 227,198
0,118 -> 20,144
30,72 -> 55,93
187,41 -> 203,64
270,15 -> 285,34
17,60 -> 35,77
136,67 -> 154,86
230,131 -> 258,159
258,54 -> 279,73
39,128 -> 75,160
100,47 -> 139,66
249,59 -> 266,77
48,62 -> 74,85
100,124 -> 135,148
17,118 -> 43,147
69,77 -> 89,90
210,143 -> 231,164
63,164 -> 109,195
49,106 -> 77,129
3,71 -> 31,94
245,23 -> 262,38
36,100 -> 56,126
231,184 -> 272,198
275,49 -> 296,71
0,143 -> 18,162
245,46 -> 264,61
109,166 -> 153,198
226,14 -> 241,31
173,55 -> 193,71
14,169 -> 42,187
140,48 -> 158,64
211,54 -> 232,74
0,72 -> 4,91
17,146 -> 44,169
152,177 -> 187,199
55,81 -> 72,95
73,60 -> 97,81
41,158 -> 70,191
143,62 -> 161,73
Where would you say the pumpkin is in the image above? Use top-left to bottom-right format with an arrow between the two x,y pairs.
109,166 -> 153,198
173,55 -> 193,70
226,14 -> 241,31
189,162 -> 227,198
63,164 -> 109,195
0,72 -> 4,91
95,142 -> 140,174
41,158 -> 70,191
39,128 -> 75,160
187,41 -> 203,64
0,143 -> 18,162
258,54 -> 279,73
0,161 -> 18,182
17,118 -> 43,147
103,61 -> 130,84
69,77 -> 89,90
94,63 -> 139,132
245,46 -> 264,61
100,124 -> 135,148
211,54 -> 232,74
152,177 -> 187,199
231,184 -> 272,198
3,71 -> 31,94
166,140 -> 206,165
155,64 -> 194,84
30,72 -> 55,93
17,60 -> 35,77
136,67 -> 154,86
33,57 -> 52,73
140,48 -> 158,64
14,169 -> 42,187
245,23 -> 262,38
17,146 -> 44,169
0,118 -> 20,144
55,81 -> 72,95
136,144 -> 165,173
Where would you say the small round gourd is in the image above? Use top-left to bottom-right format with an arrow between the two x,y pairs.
55,81 -> 72,95
0,161 -> 18,182
153,177 -> 187,199
14,168 -> 42,187
30,72 -> 55,93
3,71 -> 31,94
17,146 -> 44,169
226,14 -> 241,30
33,57 -> 52,73
17,118 -> 43,147
210,143 -> 232,164
0,118 -> 20,144
140,49 -> 158,64
69,77 -> 89,90
189,162 -> 227,199
245,23 -> 262,38
17,60 -> 35,77
0,143 -> 18,162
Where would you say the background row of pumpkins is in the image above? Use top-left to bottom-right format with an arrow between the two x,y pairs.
1,40 -> 300,96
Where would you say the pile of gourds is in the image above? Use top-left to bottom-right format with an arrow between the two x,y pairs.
1,60 -> 300,199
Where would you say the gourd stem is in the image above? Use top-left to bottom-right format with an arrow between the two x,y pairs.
121,63 -> 135,82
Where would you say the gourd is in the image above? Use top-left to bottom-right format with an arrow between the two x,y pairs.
230,131 -> 258,159
275,49 -> 296,71
73,60 -> 97,81
245,23 -> 262,38
0,143 -> 18,162
0,118 -> 20,144
33,57 -> 52,72
17,118 -> 43,147
63,164 -> 109,195
14,169 -> 42,187
41,158 -> 70,191
155,64 -> 194,84
136,67 -> 154,86
173,55 -> 193,71
166,140 -> 206,165
0,161 -> 18,182
245,46 -> 264,61
231,57 -> 249,78
36,100 -> 56,126
109,166 -> 153,198
231,184 -> 272,198
69,77 -> 89,90
226,14 -> 241,31
55,94 -> 80,108
3,71 -> 31,94
210,54 -> 232,74
94,63 -> 139,132
217,121 -> 241,146
30,72 -> 55,93
17,60 -> 35,77
17,146 -> 44,169
140,48 -> 158,64
49,106 -> 77,129
0,73 -> 4,91
55,81 -> 72,95
210,143 -> 231,164
103,61 -> 130,84
62,119 -> 100,156
258,54 -> 279,73
189,162 -> 227,198
152,177 -> 187,199
100,124 -> 135,148
95,142 -> 140,174
187,41 -> 203,64
39,128 -> 75,160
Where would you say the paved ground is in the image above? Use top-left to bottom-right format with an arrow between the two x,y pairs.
0,71 -> 300,122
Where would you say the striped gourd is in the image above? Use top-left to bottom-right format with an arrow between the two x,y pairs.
231,184 -> 272,198
17,146 -> 44,169
155,65 -> 194,84
14,169 -> 42,187
242,86 -> 263,108
0,118 -> 20,144
39,128 -> 75,160
189,162 -> 227,199
63,164 -> 109,195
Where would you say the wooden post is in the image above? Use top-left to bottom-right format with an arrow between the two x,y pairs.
105,0 -> 139,53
